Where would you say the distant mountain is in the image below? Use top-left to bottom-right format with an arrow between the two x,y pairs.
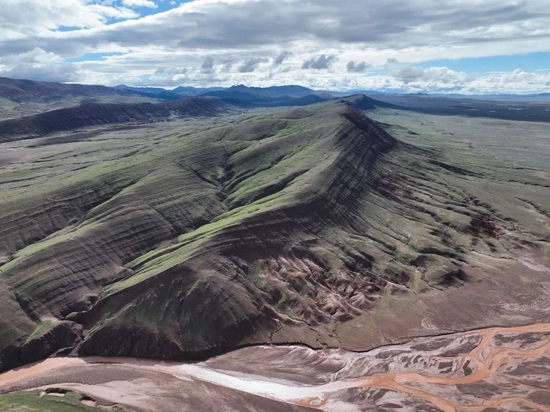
115,85 -> 226,97
114,85 -> 206,100
200,90 -> 325,107
118,84 -> 322,99
0,78 -> 350,141
0,78 -> 337,121
226,84 -> 320,98
0,77 -> 154,103
114,85 -> 173,95
0,77 -> 162,119
0,97 -> 231,142
173,86 -> 225,96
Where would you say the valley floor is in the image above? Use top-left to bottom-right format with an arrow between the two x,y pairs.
1,322 -> 550,412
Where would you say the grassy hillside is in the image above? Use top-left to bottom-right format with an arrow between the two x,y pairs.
0,100 -> 549,370
0,97 -> 232,142
0,77 -> 163,120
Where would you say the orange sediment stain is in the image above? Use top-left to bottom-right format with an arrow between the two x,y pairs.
1,323 -> 550,411
281,323 -> 550,411
344,323 -> 550,411
292,396 -> 330,408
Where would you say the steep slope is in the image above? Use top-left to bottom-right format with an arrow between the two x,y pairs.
75,103 -> 398,360
0,97 -> 231,142
0,100 -> 549,372
341,93 -> 402,110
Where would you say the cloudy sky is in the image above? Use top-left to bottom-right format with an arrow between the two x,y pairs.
1,0 -> 550,93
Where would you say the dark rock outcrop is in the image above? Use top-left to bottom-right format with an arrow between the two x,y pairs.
0,321 -> 81,372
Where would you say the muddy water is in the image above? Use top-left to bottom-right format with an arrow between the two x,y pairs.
1,323 -> 550,411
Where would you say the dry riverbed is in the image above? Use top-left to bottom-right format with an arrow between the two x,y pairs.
1,323 -> 550,411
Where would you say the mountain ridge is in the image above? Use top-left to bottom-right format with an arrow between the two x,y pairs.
2,99 -> 548,372
0,97 -> 233,142
0,92 -> 388,142
0,101 -> 401,368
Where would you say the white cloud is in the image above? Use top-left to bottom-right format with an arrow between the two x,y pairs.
1,63 -> 84,83
273,51 -> 292,66
238,57 -> 269,73
122,0 -> 158,8
302,55 -> 336,70
465,69 -> 550,94
0,0 -> 137,36
4,0 -> 550,56
392,66 -> 472,88
347,61 -> 370,73
0,0 -> 550,93
0,48 -> 61,66
381,66 -> 550,94
200,56 -> 215,73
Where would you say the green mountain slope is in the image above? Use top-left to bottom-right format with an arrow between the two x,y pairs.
0,77 -> 163,120
0,100 -> 549,371
0,97 -> 232,142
